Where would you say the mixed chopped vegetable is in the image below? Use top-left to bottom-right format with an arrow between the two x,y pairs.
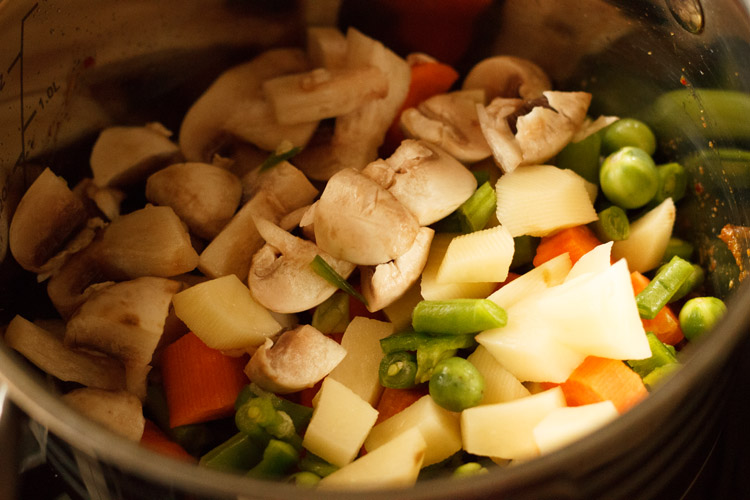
3,24 -> 738,490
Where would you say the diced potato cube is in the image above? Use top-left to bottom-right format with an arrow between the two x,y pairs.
303,377 -> 378,467
533,401 -> 618,454
364,395 -> 461,467
421,233 -> 497,300
328,317 -> 394,406
461,387 -> 566,460
319,427 -> 425,490
467,346 -> 529,405
436,224 -> 514,283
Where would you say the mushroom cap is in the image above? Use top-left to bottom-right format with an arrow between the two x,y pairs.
313,168 -> 420,266
145,162 -> 243,240
248,217 -> 356,313
462,55 -> 552,101
62,388 -> 144,441
9,168 -> 88,273
400,89 -> 492,164
244,324 -> 347,394
361,227 -> 434,312
367,140 -> 478,226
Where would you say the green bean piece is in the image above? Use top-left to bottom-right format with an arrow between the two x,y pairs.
472,169 -> 491,186
599,146 -> 659,209
510,235 -> 540,269
453,462 -> 489,477
652,162 -> 687,204
667,263 -> 704,303
200,432 -> 263,472
379,351 -> 419,389
556,130 -> 602,184
593,205 -> 630,241
455,181 -> 497,233
412,299 -> 507,335
311,292 -> 350,334
662,237 -> 694,263
286,471 -> 321,487
236,397 -> 298,445
635,256 -> 695,319
298,453 -> 339,478
642,363 -> 681,390
429,357 -> 485,412
246,439 -> 300,480
236,383 -> 313,433
258,146 -> 301,172
310,255 -> 368,307
601,118 -> 657,156
679,296 -> 727,341
627,332 -> 679,379
380,331 -> 477,383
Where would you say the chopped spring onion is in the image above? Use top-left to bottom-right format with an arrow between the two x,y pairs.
310,255 -> 368,307
259,146 -> 302,172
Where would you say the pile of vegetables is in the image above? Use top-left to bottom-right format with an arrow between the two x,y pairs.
2,24 -> 735,490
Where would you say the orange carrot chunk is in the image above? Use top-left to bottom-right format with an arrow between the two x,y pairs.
162,332 -> 249,428
140,419 -> 196,463
559,356 -> 648,413
630,271 -> 685,346
375,386 -> 428,425
533,225 -> 603,267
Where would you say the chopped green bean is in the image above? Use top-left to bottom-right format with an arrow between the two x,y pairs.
311,292 -> 350,334
679,296 -> 727,341
246,439 -> 299,479
556,130 -> 602,184
593,205 -> 630,241
635,256 -> 695,319
662,237 -> 694,263
667,263 -> 704,303
599,146 -> 659,209
310,255 -> 367,307
642,363 -> 681,390
380,331 -> 478,383
286,471 -> 321,487
455,181 -> 497,233
652,162 -> 687,204
412,299 -> 507,335
601,118 -> 656,156
200,432 -> 263,472
379,350 -> 419,389
453,462 -> 489,477
298,453 -> 339,478
627,332 -> 679,379
429,357 -> 485,412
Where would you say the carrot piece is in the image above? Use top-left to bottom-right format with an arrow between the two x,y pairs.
161,332 -> 249,428
375,386 -> 428,425
630,272 -> 685,346
140,419 -> 196,463
380,60 -> 460,156
558,356 -> 648,413
533,225 -> 603,267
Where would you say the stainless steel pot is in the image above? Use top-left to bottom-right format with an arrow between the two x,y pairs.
1,1 -> 750,499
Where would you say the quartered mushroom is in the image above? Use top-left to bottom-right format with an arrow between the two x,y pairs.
363,140 -> 478,226
145,162 -> 243,240
477,90 -> 592,172
399,89 -> 492,164
65,276 -> 182,399
62,388 -> 145,441
462,55 -> 552,101
89,122 -> 182,187
179,48 -> 318,162
293,28 -> 411,180
74,178 -> 126,222
247,216 -> 356,314
9,167 -> 88,274
244,324 -> 347,394
199,161 -> 318,280
314,167 -> 420,266
307,26 -> 348,69
360,227 -> 434,312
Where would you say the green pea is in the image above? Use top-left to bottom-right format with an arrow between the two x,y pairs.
379,351 -> 418,389
429,357 -> 484,412
679,296 -> 727,341
601,118 -> 657,156
599,146 -> 659,209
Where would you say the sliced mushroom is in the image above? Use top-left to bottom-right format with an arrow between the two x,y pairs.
244,324 -> 347,394
62,388 -> 144,441
262,66 -> 389,125
360,227 -> 434,312
65,276 -> 182,399
314,168 -> 420,265
462,55 -> 552,101
36,217 -> 106,282
294,28 -> 411,180
74,178 -> 126,222
199,161 -> 318,280
145,162 -> 243,240
478,90 -> 592,172
363,140 -> 478,226
400,90 -> 492,164
178,48 -> 318,162
89,122 -> 182,187
9,167 -> 87,273
248,217 -> 355,313
5,315 -> 126,391
97,205 -> 199,280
